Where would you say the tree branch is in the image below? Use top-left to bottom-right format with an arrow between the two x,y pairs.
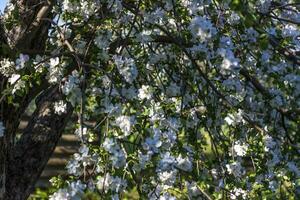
5,0 -> 56,51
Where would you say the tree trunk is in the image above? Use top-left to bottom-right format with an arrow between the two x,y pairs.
0,1 -> 73,199
5,86 -> 73,200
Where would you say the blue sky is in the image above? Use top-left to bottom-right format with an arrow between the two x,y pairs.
0,0 -> 8,12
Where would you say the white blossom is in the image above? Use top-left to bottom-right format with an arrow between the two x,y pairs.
48,57 -> 63,84
54,100 -> 67,115
226,161 -> 245,178
15,54 -> 29,70
224,109 -> 244,125
8,74 -> 20,85
62,0 -> 79,13
80,0 -> 97,20
189,16 -> 217,42
61,71 -> 80,95
158,170 -> 177,185
0,58 -> 15,76
94,31 -> 112,50
49,189 -> 70,200
103,138 -> 126,168
66,145 -> 96,176
113,56 -> 138,83
263,135 -> 277,152
96,173 -> 127,194
115,115 -> 135,137
143,129 -> 162,153
159,193 -> 176,200
138,85 -> 153,100
9,76 -> 26,94
176,155 -> 193,172
268,180 -> 278,191
230,188 -> 247,199
121,86 -> 137,100
49,181 -> 86,200
158,152 -> 176,171
186,181 -> 201,198
218,48 -> 240,71
137,151 -> 152,169
233,141 -> 248,157
74,126 -> 88,140
228,12 -> 240,25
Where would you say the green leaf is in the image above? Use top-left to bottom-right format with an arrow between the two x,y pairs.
230,0 -> 242,11
259,34 -> 269,50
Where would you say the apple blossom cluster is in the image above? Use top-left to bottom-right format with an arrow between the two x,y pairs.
0,54 -> 31,94
48,57 -> 63,84
1,0 -> 299,199
15,54 -> 29,70
61,0 -> 99,20
66,145 -> 98,182
113,56 -> 138,84
49,180 -> 86,200
0,58 -> 15,77
61,70 -> 81,106
54,100 -> 67,115
102,138 -> 126,168
96,173 -> 127,195
189,16 -> 217,42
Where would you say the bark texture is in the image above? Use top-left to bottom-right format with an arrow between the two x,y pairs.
6,0 -> 54,51
5,87 -> 73,200
0,1 -> 73,199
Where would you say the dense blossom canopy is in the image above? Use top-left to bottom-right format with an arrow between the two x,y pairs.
0,0 -> 299,199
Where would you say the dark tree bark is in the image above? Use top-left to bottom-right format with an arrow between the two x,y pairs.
6,0 -> 55,51
5,86 -> 73,200
0,1 -> 74,199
